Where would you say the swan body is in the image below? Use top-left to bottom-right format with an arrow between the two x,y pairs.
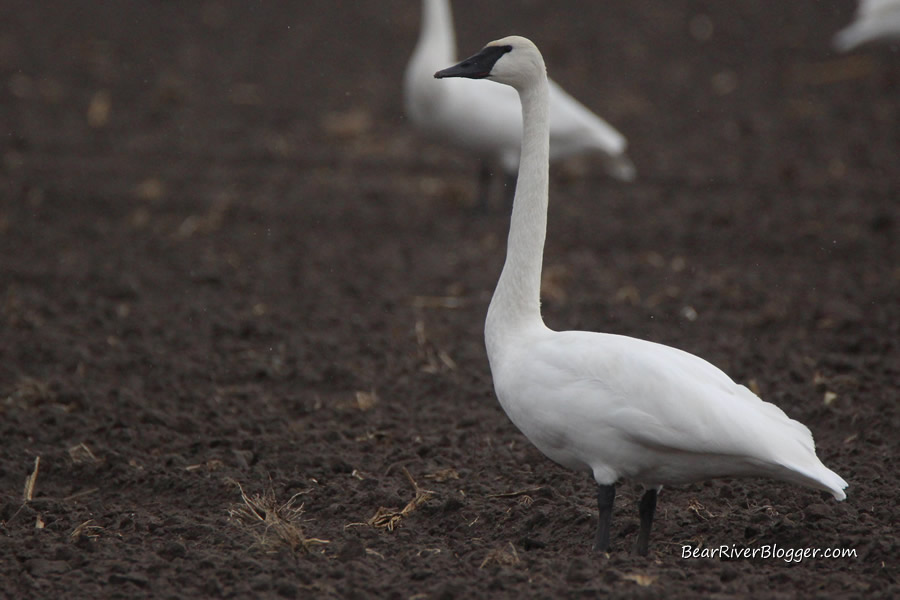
490,329 -> 847,495
435,36 -> 848,555
405,0 -> 635,192
834,0 -> 900,51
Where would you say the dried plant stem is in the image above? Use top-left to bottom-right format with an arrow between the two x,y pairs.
23,457 -> 40,503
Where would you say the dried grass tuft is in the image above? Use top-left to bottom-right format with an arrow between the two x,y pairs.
367,467 -> 434,531
71,519 -> 104,541
68,443 -> 98,464
479,542 -> 520,569
687,498 -> 717,521
227,478 -> 328,553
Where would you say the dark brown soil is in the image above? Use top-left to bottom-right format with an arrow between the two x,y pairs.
1,1 -> 897,598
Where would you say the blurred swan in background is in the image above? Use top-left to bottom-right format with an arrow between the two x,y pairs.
834,0 -> 900,51
406,0 -> 634,209
435,36 -> 848,556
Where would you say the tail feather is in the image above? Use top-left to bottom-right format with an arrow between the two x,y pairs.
737,386 -> 848,501
602,153 -> 637,182
833,25 -> 868,51
778,461 -> 848,501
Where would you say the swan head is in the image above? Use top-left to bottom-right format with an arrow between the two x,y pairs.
434,35 -> 545,90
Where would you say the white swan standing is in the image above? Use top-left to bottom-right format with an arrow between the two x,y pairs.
435,36 -> 848,556
834,0 -> 900,51
406,0 -> 635,209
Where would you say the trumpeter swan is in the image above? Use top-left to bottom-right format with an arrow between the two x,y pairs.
834,0 -> 900,51
435,36 -> 848,556
405,0 -> 635,209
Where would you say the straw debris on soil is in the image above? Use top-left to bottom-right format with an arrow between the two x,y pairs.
622,572 -> 658,587
414,317 -> 457,373
424,467 -> 459,482
367,467 -> 435,531
687,498 -> 717,521
479,542 -> 521,569
70,519 -> 104,541
23,456 -> 40,502
68,443 -> 97,464
227,478 -> 328,553
488,486 -> 544,499
7,377 -> 55,406
355,389 -> 379,412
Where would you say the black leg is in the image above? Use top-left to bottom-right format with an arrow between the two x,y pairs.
593,484 -> 616,552
635,488 -> 658,556
476,162 -> 493,213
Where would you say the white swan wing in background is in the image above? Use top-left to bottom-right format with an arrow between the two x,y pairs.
406,72 -> 530,166
492,330 -> 848,500
834,0 -> 900,51
547,80 -> 635,181
405,0 -> 634,179
408,75 -> 635,178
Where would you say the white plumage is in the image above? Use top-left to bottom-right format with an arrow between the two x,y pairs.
834,0 -> 900,51
492,331 -> 847,495
405,0 -> 635,200
435,36 -> 847,555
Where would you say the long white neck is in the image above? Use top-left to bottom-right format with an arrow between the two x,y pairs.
485,73 -> 551,360
416,0 -> 456,66
405,0 -> 457,122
